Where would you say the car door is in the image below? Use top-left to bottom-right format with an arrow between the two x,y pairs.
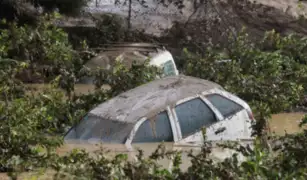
170,94 -> 251,169
170,96 -> 225,145
169,95 -> 233,170
203,91 -> 253,141
128,109 -> 177,169
171,92 -> 252,144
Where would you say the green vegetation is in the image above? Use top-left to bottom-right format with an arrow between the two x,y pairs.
1,10 -> 307,179
0,0 -> 89,24
183,29 -> 307,136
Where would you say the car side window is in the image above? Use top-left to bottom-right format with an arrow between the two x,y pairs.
132,111 -> 174,143
175,98 -> 217,138
206,94 -> 244,118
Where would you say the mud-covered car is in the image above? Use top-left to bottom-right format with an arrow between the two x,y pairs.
62,75 -> 255,170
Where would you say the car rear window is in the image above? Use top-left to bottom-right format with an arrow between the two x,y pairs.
132,111 -> 174,143
175,98 -> 217,138
64,114 -> 134,144
206,94 -> 244,118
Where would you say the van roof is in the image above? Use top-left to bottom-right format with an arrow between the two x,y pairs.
91,43 -> 166,53
100,42 -> 166,49
85,43 -> 169,70
89,75 -> 223,124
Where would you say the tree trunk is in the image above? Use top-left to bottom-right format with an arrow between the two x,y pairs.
127,0 -> 132,29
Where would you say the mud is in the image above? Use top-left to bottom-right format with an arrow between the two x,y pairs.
269,112 -> 306,135
25,83 -> 101,96
164,0 -> 307,50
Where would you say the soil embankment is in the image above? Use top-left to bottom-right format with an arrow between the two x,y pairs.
164,0 -> 307,49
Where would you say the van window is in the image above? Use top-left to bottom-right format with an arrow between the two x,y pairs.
206,94 -> 243,118
163,60 -> 176,76
132,111 -> 174,143
175,98 -> 217,138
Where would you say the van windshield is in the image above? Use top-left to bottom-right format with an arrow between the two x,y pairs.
64,114 -> 134,144
163,60 -> 176,76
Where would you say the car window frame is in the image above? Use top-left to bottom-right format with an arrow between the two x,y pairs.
170,93 -> 224,141
125,106 -> 178,150
202,89 -> 247,120
205,93 -> 244,119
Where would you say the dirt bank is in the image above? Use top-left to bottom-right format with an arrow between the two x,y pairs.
163,0 -> 307,51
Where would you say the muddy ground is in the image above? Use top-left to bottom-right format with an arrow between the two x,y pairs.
163,0 -> 307,51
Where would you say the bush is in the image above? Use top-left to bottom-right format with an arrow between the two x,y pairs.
0,13 -> 84,83
0,95 -> 63,173
0,0 -> 89,24
35,0 -> 90,16
183,29 -> 306,114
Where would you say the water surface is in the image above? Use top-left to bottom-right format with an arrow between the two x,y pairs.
269,112 -> 306,135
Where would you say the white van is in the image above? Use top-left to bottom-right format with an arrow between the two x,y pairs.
149,50 -> 179,76
79,43 -> 179,84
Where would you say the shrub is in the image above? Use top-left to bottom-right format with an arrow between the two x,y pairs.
0,13 -> 84,83
35,0 -> 90,16
0,0 -> 89,24
0,95 -> 63,174
183,29 -> 306,114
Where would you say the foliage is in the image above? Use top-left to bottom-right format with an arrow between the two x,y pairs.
0,95 -> 62,174
0,0 -> 41,25
0,0 -> 89,24
182,29 -> 307,137
183,29 -> 306,114
91,60 -> 162,95
0,58 -> 26,102
92,13 -> 127,43
34,0 -> 90,16
0,13 -> 84,83
260,30 -> 307,91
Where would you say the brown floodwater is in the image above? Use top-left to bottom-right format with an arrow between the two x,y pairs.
269,112 -> 306,135
25,83 -> 110,96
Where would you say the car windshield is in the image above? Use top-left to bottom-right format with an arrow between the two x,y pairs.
163,60 -> 176,76
64,114 -> 134,144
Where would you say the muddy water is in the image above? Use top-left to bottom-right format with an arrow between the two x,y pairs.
269,112 -> 306,135
25,83 -> 110,96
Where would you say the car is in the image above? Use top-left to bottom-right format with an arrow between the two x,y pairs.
79,43 -> 179,84
62,75 -> 255,170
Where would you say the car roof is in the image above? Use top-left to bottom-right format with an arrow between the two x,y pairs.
89,75 -> 223,124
